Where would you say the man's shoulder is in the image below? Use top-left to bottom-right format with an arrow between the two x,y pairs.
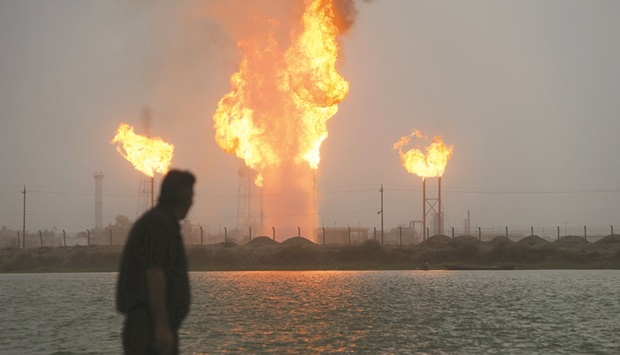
127,207 -> 180,244
135,207 -> 175,226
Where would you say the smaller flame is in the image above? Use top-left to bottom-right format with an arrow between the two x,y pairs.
111,123 -> 174,177
393,130 -> 454,178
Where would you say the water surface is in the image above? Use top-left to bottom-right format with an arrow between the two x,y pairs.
1,270 -> 618,354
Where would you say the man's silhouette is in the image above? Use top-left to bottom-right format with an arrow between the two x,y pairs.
117,170 -> 195,354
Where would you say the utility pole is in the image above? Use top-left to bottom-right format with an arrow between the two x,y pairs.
93,172 -> 104,231
467,210 -> 471,235
422,178 -> 426,240
22,186 -> 26,249
143,107 -> 154,210
379,184 -> 384,245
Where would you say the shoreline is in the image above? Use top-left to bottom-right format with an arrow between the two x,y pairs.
2,235 -> 619,272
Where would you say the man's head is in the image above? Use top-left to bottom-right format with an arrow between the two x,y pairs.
158,170 -> 196,220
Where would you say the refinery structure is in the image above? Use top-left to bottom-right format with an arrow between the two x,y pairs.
107,1 -> 454,246
233,171 -> 448,244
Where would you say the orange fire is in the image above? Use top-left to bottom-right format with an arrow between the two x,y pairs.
111,123 -> 174,177
393,130 -> 454,179
212,0 -> 350,238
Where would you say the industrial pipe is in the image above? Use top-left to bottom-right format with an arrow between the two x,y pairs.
348,226 -> 351,245
584,226 -> 587,241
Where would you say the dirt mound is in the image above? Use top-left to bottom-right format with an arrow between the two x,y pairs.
218,241 -> 238,248
448,236 -> 481,252
553,235 -> 595,253
246,236 -> 279,247
451,235 -> 480,244
595,234 -> 620,244
281,237 -> 316,247
517,235 -> 550,248
554,235 -> 590,246
486,236 -> 515,246
419,235 -> 451,248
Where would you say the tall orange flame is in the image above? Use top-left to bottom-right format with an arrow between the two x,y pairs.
393,130 -> 454,179
212,0 -> 349,238
111,123 -> 174,177
213,0 -> 348,182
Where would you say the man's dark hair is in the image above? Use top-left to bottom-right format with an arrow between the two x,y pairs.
158,170 -> 196,206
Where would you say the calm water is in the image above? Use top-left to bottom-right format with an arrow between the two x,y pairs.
0,270 -> 619,354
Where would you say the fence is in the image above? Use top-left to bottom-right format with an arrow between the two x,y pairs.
441,225 -> 617,243
1,224 -> 618,249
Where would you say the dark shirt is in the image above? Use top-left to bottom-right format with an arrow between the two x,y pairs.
116,205 -> 190,328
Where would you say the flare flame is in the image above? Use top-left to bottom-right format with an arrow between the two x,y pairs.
214,0 -> 348,182
111,123 -> 174,177
212,0 -> 350,237
393,130 -> 454,179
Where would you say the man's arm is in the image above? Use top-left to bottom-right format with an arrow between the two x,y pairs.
147,267 -> 174,355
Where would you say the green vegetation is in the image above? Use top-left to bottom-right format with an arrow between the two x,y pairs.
1,236 -> 619,272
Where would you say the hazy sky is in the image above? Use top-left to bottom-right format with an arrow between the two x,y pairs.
1,0 -> 619,236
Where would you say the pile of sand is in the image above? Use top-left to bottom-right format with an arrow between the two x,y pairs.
451,235 -> 480,244
486,236 -> 515,246
246,236 -> 279,247
593,234 -> 620,254
419,235 -> 451,248
595,234 -> 620,245
552,235 -> 594,253
218,241 -> 238,248
281,237 -> 316,247
555,235 -> 590,245
517,235 -> 550,248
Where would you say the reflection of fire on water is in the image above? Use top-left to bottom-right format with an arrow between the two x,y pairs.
111,123 -> 174,209
212,0 -> 352,240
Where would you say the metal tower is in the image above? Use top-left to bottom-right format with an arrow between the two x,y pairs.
93,172 -> 104,230
237,167 -> 262,232
136,175 -> 153,217
422,176 -> 443,239
136,107 -> 154,217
